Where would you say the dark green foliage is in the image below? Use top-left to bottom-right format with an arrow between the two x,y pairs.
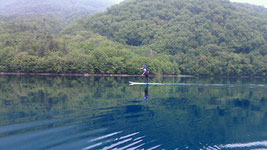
86,0 -> 266,53
83,0 -> 266,76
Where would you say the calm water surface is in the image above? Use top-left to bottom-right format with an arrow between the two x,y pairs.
0,75 -> 266,150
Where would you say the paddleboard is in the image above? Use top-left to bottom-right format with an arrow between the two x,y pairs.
129,81 -> 163,85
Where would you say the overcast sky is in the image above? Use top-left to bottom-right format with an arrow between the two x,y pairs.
230,0 -> 267,7
112,0 -> 267,8
111,0 -> 124,3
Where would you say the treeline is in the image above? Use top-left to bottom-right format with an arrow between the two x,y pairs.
0,23 -> 180,74
0,44 -> 179,74
0,0 -> 266,76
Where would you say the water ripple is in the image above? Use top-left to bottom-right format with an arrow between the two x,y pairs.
219,140 -> 267,149
102,138 -> 132,150
89,131 -> 122,142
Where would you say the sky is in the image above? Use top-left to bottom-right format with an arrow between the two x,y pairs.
111,0 -> 124,3
230,0 -> 267,8
112,0 -> 267,8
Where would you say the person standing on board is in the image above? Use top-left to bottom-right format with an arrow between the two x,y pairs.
139,65 -> 149,84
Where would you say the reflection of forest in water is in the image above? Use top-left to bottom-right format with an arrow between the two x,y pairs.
0,75 -> 266,144
0,75 -> 266,116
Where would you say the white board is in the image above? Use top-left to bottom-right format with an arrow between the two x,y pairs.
129,81 -> 163,85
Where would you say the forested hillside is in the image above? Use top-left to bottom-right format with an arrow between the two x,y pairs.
0,0 -> 266,76
0,0 -> 119,21
87,0 -> 266,53
84,0 -> 267,75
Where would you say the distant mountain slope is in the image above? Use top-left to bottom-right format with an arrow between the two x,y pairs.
85,0 -> 267,55
0,0 -> 120,19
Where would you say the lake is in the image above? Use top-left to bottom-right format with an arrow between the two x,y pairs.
0,75 -> 266,150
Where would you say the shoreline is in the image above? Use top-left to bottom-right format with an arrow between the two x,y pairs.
0,72 -> 266,78
0,72 -> 193,77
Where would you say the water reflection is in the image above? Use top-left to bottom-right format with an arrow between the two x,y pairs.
143,85 -> 149,101
0,75 -> 266,149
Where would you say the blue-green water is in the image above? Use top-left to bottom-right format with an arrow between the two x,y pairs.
0,76 -> 266,150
